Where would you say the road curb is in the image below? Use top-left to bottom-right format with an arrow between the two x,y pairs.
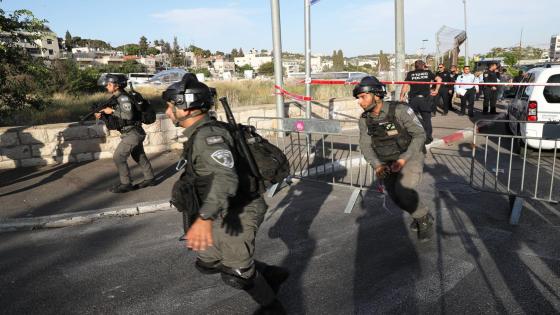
0,199 -> 174,232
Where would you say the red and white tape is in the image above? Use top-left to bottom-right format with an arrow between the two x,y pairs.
302,79 -> 560,87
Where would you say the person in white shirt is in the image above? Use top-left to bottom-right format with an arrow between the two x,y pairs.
454,66 -> 479,117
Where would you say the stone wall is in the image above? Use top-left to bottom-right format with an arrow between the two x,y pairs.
0,98 -> 361,169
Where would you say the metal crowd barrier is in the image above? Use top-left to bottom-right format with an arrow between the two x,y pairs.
247,116 -> 378,213
470,119 -> 560,224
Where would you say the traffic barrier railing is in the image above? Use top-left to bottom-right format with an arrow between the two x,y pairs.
470,119 -> 560,224
247,116 -> 380,213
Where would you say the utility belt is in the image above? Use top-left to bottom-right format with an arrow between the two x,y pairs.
119,121 -> 143,134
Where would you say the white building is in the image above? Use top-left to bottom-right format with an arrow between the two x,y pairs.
212,57 -> 235,74
234,53 -> 272,71
4,29 -> 61,59
550,34 -> 560,61
72,47 -> 98,54
282,60 -> 301,73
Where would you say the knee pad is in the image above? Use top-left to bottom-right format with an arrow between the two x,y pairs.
220,266 -> 255,290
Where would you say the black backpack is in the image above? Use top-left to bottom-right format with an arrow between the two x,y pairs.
129,89 -> 156,124
236,123 -> 290,188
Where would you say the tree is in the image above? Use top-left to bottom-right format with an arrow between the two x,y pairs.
231,48 -> 239,58
171,36 -> 184,66
64,30 -> 73,51
119,60 -> 146,74
163,41 -> 171,54
258,61 -> 275,76
123,44 -> 139,56
503,52 -> 518,68
239,47 -> 244,57
153,39 -> 160,46
236,64 -> 253,73
0,6 -> 51,114
138,36 -> 148,56
377,50 -> 390,72
147,47 -> 159,56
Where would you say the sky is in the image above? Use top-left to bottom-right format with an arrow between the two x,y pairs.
2,0 -> 558,57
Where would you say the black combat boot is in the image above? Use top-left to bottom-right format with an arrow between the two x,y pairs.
417,214 -> 434,241
136,178 -> 156,189
254,299 -> 286,315
109,183 -> 134,193
255,261 -> 290,294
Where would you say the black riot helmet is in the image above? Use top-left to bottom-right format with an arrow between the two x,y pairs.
162,73 -> 216,111
352,76 -> 387,99
97,73 -> 128,88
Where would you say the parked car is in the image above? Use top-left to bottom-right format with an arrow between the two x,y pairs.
507,66 -> 560,153
128,73 -> 154,85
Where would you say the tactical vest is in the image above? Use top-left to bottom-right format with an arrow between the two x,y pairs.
172,121 -> 260,215
364,102 -> 412,162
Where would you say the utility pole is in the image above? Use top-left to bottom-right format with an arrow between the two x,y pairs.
518,28 -> 523,67
463,0 -> 469,65
394,0 -> 405,99
421,39 -> 428,62
304,0 -> 312,119
270,0 -> 285,118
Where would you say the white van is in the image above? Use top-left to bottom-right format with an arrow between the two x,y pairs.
507,66 -> 560,151
128,73 -> 154,85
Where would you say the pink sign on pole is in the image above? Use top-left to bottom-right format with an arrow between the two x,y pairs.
295,121 -> 305,132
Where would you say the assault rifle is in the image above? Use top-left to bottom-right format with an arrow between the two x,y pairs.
80,98 -> 114,122
219,97 -> 266,193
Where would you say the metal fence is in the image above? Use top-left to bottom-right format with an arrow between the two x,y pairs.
470,119 -> 560,224
247,116 -> 379,213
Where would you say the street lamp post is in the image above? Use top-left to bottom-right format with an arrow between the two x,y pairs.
421,39 -> 428,61
463,0 -> 469,65
270,0 -> 285,119
394,0 -> 405,99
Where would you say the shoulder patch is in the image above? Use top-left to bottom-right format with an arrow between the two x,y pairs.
211,149 -> 234,168
406,107 -> 424,128
118,95 -> 132,111
206,135 -> 225,145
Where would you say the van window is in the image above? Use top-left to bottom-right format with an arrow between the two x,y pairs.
543,74 -> 560,103
517,73 -> 535,99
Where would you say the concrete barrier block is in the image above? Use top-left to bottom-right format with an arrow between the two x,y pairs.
169,143 -> 183,151
53,155 -> 76,164
19,128 -> 48,145
60,125 -> 92,141
0,159 -> 18,169
62,139 -> 104,155
75,153 -> 93,162
20,157 -> 48,167
160,117 -> 176,132
93,151 -> 113,160
0,132 -> 19,147
99,137 -> 121,152
143,119 -> 161,133
163,130 -> 179,141
147,133 -> 164,146
144,144 -> 167,154
87,123 -> 109,138
1,145 -> 32,160
32,143 -> 59,158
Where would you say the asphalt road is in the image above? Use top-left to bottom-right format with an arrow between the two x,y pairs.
2,132 -> 560,314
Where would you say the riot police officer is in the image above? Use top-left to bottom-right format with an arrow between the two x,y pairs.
436,64 -> 454,115
96,74 -> 154,193
400,60 -> 442,144
163,74 -> 288,313
482,63 -> 500,114
356,76 -> 434,241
